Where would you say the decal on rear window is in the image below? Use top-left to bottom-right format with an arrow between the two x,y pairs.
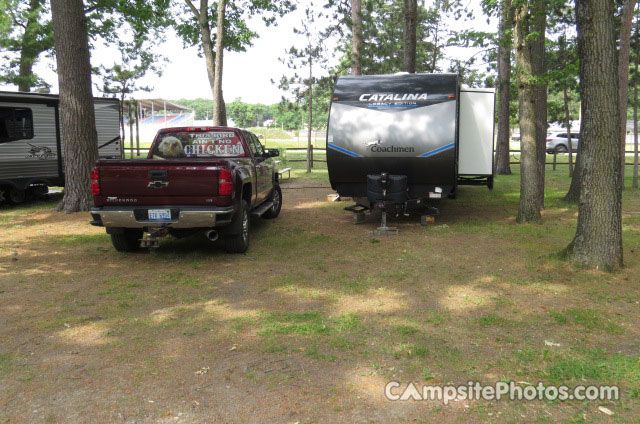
152,131 -> 246,159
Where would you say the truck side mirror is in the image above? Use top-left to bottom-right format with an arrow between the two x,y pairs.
266,148 -> 279,157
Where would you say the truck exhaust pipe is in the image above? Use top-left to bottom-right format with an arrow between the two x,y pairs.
205,229 -> 219,242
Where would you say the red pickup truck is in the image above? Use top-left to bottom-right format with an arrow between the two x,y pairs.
90,127 -> 282,253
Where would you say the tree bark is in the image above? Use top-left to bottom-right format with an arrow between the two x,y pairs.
563,87 -> 574,177
531,0 -> 547,210
17,0 -> 45,92
634,2 -> 639,189
563,143 -> 582,202
213,0 -> 226,126
565,0 -> 623,270
495,0 -> 512,175
50,0 -> 98,212
403,0 -> 417,73
307,56 -> 313,174
187,0 -> 224,124
351,0 -> 362,75
618,0 -> 635,189
514,1 -> 542,223
128,102 -> 134,154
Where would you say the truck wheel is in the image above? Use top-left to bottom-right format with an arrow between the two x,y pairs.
262,184 -> 282,219
224,200 -> 250,253
110,229 -> 143,252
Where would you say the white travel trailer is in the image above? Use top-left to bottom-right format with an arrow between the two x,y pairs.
0,91 -> 121,204
327,73 -> 495,224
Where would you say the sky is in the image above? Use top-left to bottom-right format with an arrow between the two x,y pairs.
0,2 -> 495,105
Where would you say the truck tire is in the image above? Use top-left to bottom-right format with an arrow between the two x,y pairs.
110,229 -> 143,252
262,184 -> 282,219
224,200 -> 250,253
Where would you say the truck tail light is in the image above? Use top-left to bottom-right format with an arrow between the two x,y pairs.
218,169 -> 233,195
90,168 -> 100,196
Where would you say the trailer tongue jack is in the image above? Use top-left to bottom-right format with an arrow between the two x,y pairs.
368,173 -> 405,236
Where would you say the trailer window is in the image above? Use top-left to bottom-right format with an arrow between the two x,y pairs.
151,130 -> 246,159
0,107 -> 34,144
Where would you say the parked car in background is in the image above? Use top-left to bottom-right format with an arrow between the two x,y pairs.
546,132 -> 579,153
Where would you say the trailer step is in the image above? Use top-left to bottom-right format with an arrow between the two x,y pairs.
251,201 -> 274,217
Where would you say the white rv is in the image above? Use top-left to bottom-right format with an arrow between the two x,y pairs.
0,91 -> 121,204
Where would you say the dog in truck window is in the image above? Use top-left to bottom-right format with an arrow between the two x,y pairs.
153,136 -> 185,159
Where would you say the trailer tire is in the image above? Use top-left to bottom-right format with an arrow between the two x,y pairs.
7,188 -> 26,204
224,200 -> 250,253
262,184 -> 282,219
110,229 -> 143,252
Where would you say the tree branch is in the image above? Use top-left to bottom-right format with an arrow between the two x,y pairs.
184,0 -> 200,20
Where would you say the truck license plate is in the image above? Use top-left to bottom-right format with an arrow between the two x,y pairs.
148,209 -> 171,221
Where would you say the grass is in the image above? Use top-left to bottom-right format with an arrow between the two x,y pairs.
1,164 -> 640,421
548,308 -> 625,334
255,311 -> 362,337
546,349 -> 640,388
0,354 -> 12,374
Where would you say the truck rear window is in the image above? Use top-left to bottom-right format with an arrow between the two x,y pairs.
151,131 -> 246,159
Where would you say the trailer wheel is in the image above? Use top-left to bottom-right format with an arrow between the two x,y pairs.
110,229 -> 143,252
7,188 -> 26,204
262,184 -> 282,219
224,200 -> 250,253
0,188 -> 5,205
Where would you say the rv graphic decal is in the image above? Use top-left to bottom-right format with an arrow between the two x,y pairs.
25,143 -> 56,160
370,145 -> 415,153
359,93 -> 428,102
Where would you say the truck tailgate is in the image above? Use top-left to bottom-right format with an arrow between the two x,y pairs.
94,160 -> 231,205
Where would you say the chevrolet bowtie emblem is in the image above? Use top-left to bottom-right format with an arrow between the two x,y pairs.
148,181 -> 169,188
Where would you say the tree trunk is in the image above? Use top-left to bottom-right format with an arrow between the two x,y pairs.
17,0 -> 44,92
634,2 -> 639,189
128,102 -> 134,155
50,0 -> 98,212
495,0 -> 512,176
634,64 -> 638,188
120,97 -> 126,148
514,1 -> 542,223
135,101 -> 140,157
307,56 -> 313,174
351,0 -> 362,75
430,21 -> 440,73
213,0 -> 226,126
563,87 -> 574,177
531,0 -> 547,210
618,0 -> 635,189
563,144 -> 582,202
403,0 -> 417,73
188,0 -> 220,123
564,0 -> 623,271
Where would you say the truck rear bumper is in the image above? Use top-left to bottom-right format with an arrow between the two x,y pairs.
91,206 -> 234,229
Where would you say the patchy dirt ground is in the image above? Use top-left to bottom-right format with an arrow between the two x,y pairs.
0,171 -> 639,423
